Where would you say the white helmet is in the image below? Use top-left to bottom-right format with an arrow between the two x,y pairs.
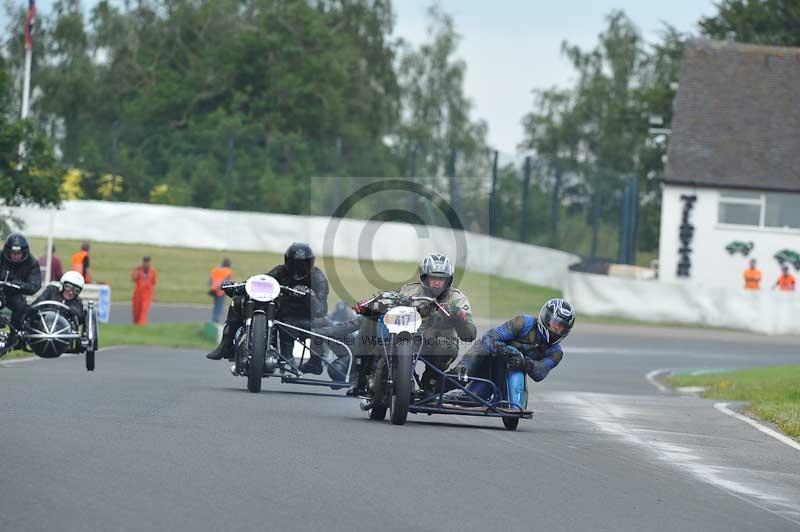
60,270 -> 85,293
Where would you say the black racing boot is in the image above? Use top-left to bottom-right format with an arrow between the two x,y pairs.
206,325 -> 234,360
300,356 -> 323,375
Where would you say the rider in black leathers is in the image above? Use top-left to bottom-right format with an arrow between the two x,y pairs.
206,243 -> 337,374
0,234 -> 42,341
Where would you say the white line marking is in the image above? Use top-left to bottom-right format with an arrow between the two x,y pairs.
560,392 -> 800,526
645,369 -> 670,393
0,345 -> 129,366
714,403 -> 800,453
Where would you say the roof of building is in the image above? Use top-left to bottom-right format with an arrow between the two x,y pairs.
665,38 -> 800,193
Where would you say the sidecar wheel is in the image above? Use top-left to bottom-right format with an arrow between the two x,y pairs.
502,417 -> 519,431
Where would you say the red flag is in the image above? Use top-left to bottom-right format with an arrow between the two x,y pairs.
24,0 -> 36,50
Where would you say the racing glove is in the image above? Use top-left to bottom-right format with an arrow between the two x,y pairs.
291,285 -> 314,297
353,298 -> 371,315
438,303 -> 467,322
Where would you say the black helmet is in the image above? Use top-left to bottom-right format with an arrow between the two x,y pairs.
3,233 -> 30,264
419,253 -> 454,297
537,298 -> 576,345
284,243 -> 315,281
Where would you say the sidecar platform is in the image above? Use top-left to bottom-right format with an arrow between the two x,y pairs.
408,392 -> 534,420
233,319 -> 354,389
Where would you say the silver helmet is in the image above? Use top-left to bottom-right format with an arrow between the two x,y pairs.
418,253 -> 454,297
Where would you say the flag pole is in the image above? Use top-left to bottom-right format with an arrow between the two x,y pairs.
21,0 -> 35,120
21,45 -> 31,119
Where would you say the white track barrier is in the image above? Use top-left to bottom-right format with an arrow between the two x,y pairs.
8,200 -> 579,290
564,272 -> 800,335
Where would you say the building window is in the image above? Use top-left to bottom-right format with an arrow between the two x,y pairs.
718,190 -> 800,230
765,193 -> 800,229
718,192 -> 762,226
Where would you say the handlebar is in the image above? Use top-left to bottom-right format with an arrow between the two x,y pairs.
220,281 -> 307,297
0,280 -> 22,291
356,293 -> 450,317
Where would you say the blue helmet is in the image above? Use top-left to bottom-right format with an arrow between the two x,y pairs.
537,298 -> 575,345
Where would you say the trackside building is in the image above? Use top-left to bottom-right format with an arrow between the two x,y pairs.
659,39 -> 800,289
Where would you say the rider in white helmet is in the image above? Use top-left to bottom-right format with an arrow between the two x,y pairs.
34,271 -> 86,324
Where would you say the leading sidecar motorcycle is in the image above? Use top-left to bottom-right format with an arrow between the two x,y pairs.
354,291 -> 533,430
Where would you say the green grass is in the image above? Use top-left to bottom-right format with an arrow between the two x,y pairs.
667,366 -> 800,438
28,237 -> 560,318
97,322 -> 215,350
1,322 -> 215,362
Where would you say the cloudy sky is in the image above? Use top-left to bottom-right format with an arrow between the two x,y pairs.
393,0 -> 718,153
4,1 -> 719,153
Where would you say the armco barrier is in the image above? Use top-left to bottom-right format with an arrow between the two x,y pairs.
564,271 -> 800,335
9,200 -> 579,290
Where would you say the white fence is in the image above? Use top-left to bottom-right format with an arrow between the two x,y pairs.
8,200 -> 580,290
564,272 -> 800,335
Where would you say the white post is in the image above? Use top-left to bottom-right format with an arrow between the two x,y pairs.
18,46 -> 33,164
44,210 -> 54,284
21,47 -> 32,120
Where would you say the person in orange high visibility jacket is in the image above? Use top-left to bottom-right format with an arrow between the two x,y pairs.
71,243 -> 93,283
131,256 -> 157,324
209,258 -> 233,323
743,258 -> 761,290
774,265 -> 796,292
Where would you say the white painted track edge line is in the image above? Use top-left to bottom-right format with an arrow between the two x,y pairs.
0,345 -> 130,366
714,402 -> 800,453
645,368 -> 670,393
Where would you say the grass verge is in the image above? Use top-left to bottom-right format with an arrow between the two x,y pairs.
28,237 -> 560,318
24,238 -> 723,328
1,322 -> 214,362
666,366 -> 800,439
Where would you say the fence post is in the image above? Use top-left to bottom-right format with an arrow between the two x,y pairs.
551,157 -> 562,246
224,135 -> 235,210
331,136 -> 343,216
448,147 -> 459,215
627,176 -> 639,265
590,176 -> 601,260
618,180 -> 630,264
489,150 -> 499,237
520,156 -> 531,242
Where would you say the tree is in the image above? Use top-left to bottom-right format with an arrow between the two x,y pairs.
0,53 -> 61,236
5,0 -> 403,212
699,0 -> 800,46
520,11 -> 685,259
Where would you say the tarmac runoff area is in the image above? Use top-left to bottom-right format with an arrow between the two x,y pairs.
1,315 -> 799,531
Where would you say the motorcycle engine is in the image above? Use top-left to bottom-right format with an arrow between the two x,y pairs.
263,350 -> 278,374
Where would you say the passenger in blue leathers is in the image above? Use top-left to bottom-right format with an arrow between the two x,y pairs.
449,299 -> 575,397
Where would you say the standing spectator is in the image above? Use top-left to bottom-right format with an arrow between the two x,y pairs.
131,256 -> 158,324
71,242 -> 93,283
38,244 -> 63,283
774,264 -> 796,292
208,258 -> 233,323
743,258 -> 761,290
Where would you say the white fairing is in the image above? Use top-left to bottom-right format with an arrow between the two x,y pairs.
383,306 -> 422,334
245,274 -> 281,302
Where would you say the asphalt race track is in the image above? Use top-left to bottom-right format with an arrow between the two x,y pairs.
2,322 -> 800,532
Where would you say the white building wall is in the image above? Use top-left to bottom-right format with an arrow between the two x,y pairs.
658,184 -> 800,289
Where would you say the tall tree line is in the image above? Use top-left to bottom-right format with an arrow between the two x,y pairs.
1,0 -> 797,258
